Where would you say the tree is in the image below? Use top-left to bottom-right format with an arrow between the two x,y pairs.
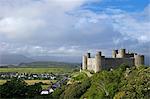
0,78 -> 42,98
0,78 -> 28,98
26,83 -> 42,97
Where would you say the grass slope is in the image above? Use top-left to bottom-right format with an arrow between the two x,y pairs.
61,65 -> 150,99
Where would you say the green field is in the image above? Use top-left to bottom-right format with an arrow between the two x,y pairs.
0,67 -> 73,73
0,80 -> 56,89
0,80 -> 57,85
0,80 -> 6,85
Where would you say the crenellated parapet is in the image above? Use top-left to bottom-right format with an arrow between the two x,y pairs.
112,49 -> 126,58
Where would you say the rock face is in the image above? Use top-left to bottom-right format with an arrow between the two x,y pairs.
82,49 -> 144,73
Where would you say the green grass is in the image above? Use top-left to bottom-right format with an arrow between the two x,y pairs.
0,80 -> 57,90
41,85 -> 51,89
0,80 -> 6,85
0,67 -> 73,73
72,72 -> 88,82
25,80 -> 56,85
0,80 -> 56,85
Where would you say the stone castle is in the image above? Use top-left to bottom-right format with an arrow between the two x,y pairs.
82,49 -> 144,73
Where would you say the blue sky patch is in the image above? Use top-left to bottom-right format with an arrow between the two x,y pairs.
82,0 -> 149,12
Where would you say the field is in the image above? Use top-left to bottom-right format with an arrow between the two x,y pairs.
0,79 -> 57,89
0,80 -> 6,85
0,67 -> 74,89
0,80 -> 57,85
0,67 -> 73,73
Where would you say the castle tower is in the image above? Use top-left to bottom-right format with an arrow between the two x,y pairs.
112,50 -> 117,58
95,51 -> 101,73
134,54 -> 144,66
82,55 -> 87,70
119,49 -> 126,58
87,53 -> 91,58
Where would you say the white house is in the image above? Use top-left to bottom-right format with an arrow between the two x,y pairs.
40,90 -> 49,95
49,88 -> 54,93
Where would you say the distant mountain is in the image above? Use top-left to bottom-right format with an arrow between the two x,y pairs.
0,53 -> 80,67
0,53 -> 34,65
19,61 -> 80,68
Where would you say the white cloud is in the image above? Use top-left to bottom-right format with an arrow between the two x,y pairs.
0,17 -> 45,38
0,0 -> 149,61
0,0 -> 99,39
0,42 -> 83,56
112,11 -> 150,43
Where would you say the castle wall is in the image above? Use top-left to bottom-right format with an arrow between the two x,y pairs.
125,53 -> 134,58
101,56 -> 105,68
87,58 -> 95,71
115,52 -> 135,58
134,55 -> 144,66
102,58 -> 134,70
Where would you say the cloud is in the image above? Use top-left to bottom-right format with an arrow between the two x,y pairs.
0,17 -> 45,38
0,0 -> 101,39
0,42 -> 82,57
0,0 -> 149,63
111,9 -> 150,43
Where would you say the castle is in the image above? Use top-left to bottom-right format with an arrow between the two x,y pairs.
82,49 -> 144,73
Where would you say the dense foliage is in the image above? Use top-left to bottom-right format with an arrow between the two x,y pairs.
60,65 -> 150,99
114,66 -> 150,99
60,78 -> 91,99
0,78 -> 42,98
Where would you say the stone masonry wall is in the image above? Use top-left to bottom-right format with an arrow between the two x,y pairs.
87,58 -> 95,71
102,58 -> 134,70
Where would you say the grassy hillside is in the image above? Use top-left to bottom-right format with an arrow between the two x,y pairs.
60,65 -> 150,99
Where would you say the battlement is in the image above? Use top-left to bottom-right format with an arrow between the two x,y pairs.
112,49 -> 135,58
82,49 -> 144,73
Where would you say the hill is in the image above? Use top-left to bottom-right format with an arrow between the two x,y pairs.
58,65 -> 150,99
0,53 -> 34,65
0,53 -> 80,68
18,61 -> 80,68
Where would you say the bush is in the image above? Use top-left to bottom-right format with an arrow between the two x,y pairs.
0,78 -> 42,98
60,78 -> 91,99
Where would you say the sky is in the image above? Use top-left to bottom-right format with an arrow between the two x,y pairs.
0,0 -> 150,63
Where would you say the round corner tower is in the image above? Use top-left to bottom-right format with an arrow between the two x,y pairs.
120,49 -> 126,58
134,54 -> 144,66
95,51 -> 102,73
82,55 -> 87,70
112,50 -> 117,58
